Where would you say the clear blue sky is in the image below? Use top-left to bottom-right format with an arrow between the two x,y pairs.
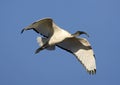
0,0 -> 120,85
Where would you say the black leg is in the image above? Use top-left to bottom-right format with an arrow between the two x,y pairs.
35,42 -> 49,54
35,47 -> 43,54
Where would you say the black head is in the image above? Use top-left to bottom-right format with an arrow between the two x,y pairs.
72,31 -> 89,37
79,31 -> 89,37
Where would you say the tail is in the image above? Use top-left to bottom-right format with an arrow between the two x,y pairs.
37,37 -> 55,50
37,37 -> 47,46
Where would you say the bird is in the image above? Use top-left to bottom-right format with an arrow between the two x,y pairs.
21,18 -> 96,75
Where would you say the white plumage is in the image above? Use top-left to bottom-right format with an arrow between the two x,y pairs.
21,18 -> 96,75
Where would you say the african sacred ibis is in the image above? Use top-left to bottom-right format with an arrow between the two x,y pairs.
21,18 -> 96,75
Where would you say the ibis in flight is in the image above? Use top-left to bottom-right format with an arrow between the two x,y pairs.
21,18 -> 96,75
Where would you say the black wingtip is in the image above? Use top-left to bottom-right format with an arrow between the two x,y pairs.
21,28 -> 25,34
87,69 -> 96,75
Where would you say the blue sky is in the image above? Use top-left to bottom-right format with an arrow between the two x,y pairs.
0,0 -> 120,85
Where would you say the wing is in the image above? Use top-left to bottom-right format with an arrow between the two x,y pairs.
21,18 -> 54,37
57,37 -> 96,75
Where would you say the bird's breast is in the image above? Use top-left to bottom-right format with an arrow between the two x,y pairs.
48,29 -> 72,45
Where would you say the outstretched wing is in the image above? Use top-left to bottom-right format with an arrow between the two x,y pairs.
21,18 -> 54,37
57,37 -> 96,75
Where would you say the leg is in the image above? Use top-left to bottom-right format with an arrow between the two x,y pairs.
35,42 -> 49,54
35,47 -> 44,54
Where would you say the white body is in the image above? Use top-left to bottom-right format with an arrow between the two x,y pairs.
22,18 -> 96,75
48,23 -> 72,45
